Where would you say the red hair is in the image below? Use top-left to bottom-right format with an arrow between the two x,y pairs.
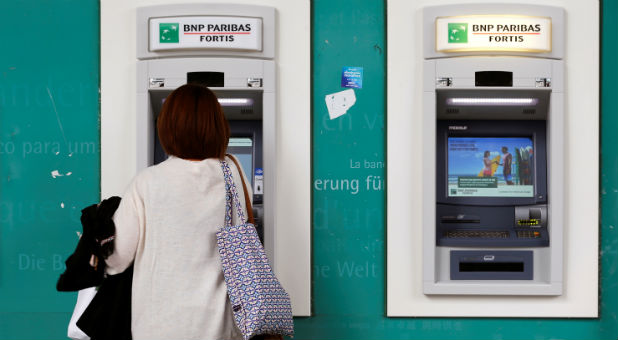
157,84 -> 230,160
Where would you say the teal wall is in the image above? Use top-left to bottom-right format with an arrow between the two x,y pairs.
295,0 -> 618,339
0,1 -> 100,339
0,0 -> 616,339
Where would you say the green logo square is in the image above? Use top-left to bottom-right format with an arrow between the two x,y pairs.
159,23 -> 179,43
448,23 -> 468,43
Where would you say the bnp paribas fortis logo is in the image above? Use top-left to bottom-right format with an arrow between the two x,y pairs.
448,23 -> 468,43
159,23 -> 179,43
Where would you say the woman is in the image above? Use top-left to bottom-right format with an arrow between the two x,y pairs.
106,84 -> 248,339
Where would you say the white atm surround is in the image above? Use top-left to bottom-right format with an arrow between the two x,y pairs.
101,1 -> 311,316
387,0 -> 599,317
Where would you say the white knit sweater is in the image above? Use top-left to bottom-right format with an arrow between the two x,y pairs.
106,156 -> 248,340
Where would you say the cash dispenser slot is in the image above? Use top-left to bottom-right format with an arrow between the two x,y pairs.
450,250 -> 533,280
459,262 -> 523,272
441,215 -> 480,224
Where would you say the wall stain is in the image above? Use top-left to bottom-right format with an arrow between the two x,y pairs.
374,44 -> 382,54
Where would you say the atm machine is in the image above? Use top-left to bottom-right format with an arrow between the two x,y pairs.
148,76 -> 267,241
136,4 -> 275,257
422,5 -> 564,295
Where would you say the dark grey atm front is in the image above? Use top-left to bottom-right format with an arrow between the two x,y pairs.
436,117 -> 549,249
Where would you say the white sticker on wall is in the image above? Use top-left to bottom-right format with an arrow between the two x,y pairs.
325,89 -> 357,120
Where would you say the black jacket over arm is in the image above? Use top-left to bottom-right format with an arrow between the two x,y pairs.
56,196 -> 132,340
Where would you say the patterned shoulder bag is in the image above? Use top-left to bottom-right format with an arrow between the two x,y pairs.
216,158 -> 294,340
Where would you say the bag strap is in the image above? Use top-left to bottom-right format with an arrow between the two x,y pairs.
220,156 -> 254,225
223,171 -> 234,228
220,160 -> 246,225
226,154 -> 255,225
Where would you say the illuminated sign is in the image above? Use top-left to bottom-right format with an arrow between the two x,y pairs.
436,15 -> 551,53
150,16 -> 262,52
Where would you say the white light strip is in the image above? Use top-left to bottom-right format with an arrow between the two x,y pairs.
218,98 -> 254,106
447,98 -> 539,106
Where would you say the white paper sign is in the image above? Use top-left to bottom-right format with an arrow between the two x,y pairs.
150,16 -> 262,52
436,15 -> 551,53
325,89 -> 357,120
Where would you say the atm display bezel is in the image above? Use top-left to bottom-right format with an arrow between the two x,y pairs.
436,119 -> 548,206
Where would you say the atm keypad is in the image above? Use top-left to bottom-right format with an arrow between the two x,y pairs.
516,230 -> 541,239
445,230 -> 509,238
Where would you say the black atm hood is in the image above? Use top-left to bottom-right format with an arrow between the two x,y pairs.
436,89 -> 551,121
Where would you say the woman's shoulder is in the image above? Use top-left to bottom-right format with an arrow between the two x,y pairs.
135,161 -> 161,180
128,158 -> 179,189
143,156 -> 230,180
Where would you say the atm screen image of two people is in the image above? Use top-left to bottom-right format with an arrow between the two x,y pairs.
447,137 -> 535,198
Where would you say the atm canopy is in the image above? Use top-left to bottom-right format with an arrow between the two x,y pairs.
437,89 -> 550,120
149,89 -> 263,121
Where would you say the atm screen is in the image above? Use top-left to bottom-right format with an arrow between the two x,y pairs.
447,137 -> 535,197
227,137 -> 253,183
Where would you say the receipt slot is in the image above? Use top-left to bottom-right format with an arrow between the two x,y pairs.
136,4 -> 275,257
422,5 -> 565,295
